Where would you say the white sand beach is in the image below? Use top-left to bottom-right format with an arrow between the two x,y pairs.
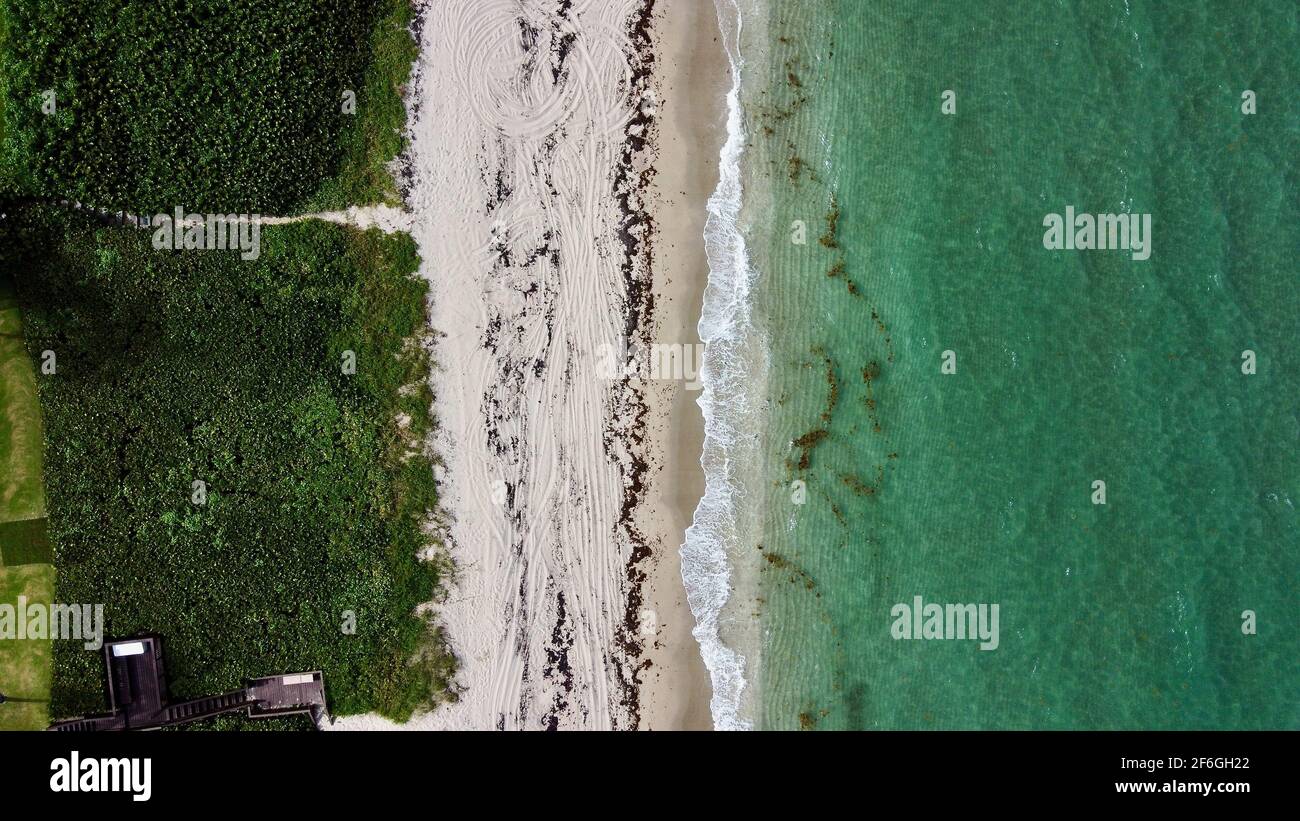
333,0 -> 727,730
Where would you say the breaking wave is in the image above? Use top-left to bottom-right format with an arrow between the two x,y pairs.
680,0 -> 765,731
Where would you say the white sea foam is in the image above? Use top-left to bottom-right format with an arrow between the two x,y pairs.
681,0 -> 764,731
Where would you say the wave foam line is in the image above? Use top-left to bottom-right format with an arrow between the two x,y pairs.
681,0 -> 760,731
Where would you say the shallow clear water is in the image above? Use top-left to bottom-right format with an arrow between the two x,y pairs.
713,0 -> 1298,729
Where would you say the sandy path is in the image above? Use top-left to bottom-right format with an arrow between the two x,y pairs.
51,201 -> 412,233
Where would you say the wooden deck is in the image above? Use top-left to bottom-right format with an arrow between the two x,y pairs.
48,636 -> 327,731
247,672 -> 327,718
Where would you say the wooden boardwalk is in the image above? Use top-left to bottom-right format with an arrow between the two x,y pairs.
48,636 -> 327,731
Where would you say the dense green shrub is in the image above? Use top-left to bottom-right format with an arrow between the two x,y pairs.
167,713 -> 319,732
4,207 -> 452,721
0,0 -> 412,212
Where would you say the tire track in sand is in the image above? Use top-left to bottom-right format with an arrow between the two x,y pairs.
336,0 -> 658,730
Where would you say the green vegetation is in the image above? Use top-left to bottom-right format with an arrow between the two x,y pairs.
0,517 -> 50,565
0,274 -> 44,524
309,0 -> 417,210
0,273 -> 52,730
3,208 -> 452,722
166,713 -> 320,732
0,0 -> 414,212
0,0 -> 446,729
0,563 -> 54,730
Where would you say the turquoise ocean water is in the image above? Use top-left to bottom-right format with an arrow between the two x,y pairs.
688,0 -> 1298,729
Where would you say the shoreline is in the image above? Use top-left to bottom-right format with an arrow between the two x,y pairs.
677,0 -> 766,730
636,0 -> 730,730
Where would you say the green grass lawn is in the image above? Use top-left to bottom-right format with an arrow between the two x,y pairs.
0,517 -> 50,565
0,274 -> 54,730
0,563 -> 54,730
0,277 -> 46,524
